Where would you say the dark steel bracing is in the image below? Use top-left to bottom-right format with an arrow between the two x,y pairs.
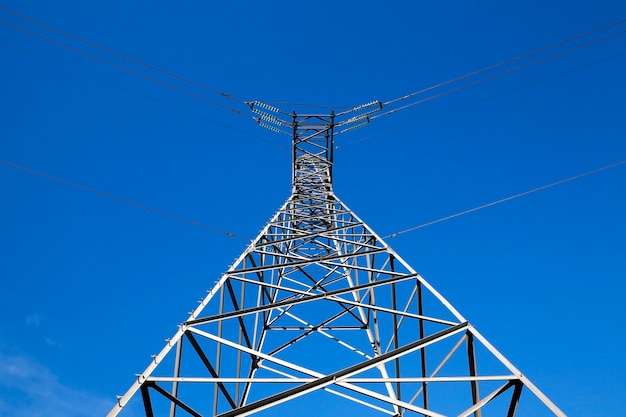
108,104 -> 567,417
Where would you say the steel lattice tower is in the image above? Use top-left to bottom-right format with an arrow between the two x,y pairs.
108,103 -> 566,417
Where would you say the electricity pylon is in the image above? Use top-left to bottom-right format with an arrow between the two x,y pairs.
107,102 -> 566,417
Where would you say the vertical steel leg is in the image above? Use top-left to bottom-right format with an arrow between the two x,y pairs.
467,332 -> 482,417
141,384 -> 154,417
417,281 -> 428,410
213,284 -> 226,416
507,381 -> 523,417
169,338 -> 183,417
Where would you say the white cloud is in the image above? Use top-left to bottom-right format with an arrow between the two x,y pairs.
0,352 -> 114,417
44,338 -> 63,349
22,315 -> 63,350
25,315 -> 41,327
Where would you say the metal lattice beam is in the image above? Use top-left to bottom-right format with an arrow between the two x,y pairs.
107,104 -> 566,417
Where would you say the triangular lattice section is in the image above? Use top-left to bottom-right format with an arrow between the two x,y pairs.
107,105 -> 566,417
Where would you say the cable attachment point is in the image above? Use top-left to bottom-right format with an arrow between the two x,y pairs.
258,121 -> 284,134
339,100 -> 383,118
248,101 -> 291,134
248,101 -> 284,115
335,100 -> 383,134
338,117 -> 371,134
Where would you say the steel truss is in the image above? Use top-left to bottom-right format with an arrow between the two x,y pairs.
108,106 -> 566,417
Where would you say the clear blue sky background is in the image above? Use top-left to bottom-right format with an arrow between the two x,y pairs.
1,1 -> 625,416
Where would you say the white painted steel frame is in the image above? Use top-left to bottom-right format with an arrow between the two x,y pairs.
107,108 -> 566,417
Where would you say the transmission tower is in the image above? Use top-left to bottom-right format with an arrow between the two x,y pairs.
107,102 -> 566,417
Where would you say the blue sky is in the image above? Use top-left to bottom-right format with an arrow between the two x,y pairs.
1,1 -> 625,416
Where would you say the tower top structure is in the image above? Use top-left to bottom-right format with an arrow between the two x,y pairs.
289,111 -> 334,195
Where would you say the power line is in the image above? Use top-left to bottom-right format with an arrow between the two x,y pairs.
0,18 -> 252,119
251,18 -> 626,127
382,18 -> 626,108
385,159 -> 626,239
0,159 -> 250,241
0,13 -> 290,148
264,101 -> 354,110
5,5 -> 624,132
0,6 -> 246,105
330,19 -> 626,137
336,48 -> 626,149
372,25 -> 626,121
0,40 -> 287,150
3,10 -> 624,243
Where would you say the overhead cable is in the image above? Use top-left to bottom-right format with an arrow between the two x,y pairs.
263,101 -> 353,110
0,19 -> 253,119
373,26 -> 626,121
0,159 -> 250,241
382,18 -> 626,108
0,6 -> 246,105
336,49 -> 626,149
331,20 -> 626,136
385,159 -> 626,239
0,40 -> 286,150
254,15 -> 625,121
